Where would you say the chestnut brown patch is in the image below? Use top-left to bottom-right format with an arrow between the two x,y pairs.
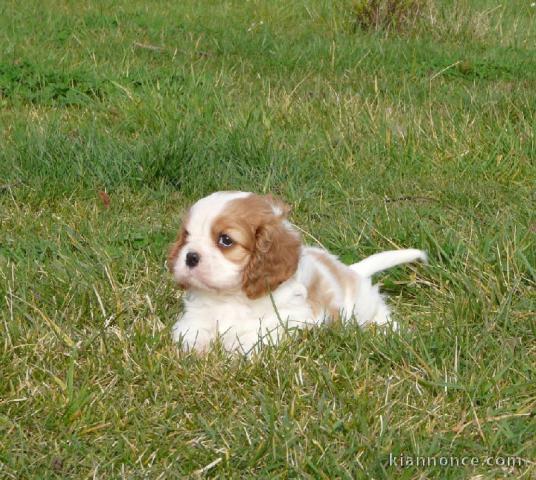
167,210 -> 190,273
306,249 -> 359,320
212,194 -> 301,299
210,221 -> 255,266
307,271 -> 340,321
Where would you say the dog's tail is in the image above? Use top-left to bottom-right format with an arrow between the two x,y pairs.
350,249 -> 427,277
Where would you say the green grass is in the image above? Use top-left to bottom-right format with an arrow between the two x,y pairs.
1,0 -> 535,477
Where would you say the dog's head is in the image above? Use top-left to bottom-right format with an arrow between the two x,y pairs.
168,192 -> 301,298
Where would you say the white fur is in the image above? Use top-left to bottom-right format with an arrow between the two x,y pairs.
171,192 -> 426,354
297,247 -> 394,327
171,191 -> 250,292
350,249 -> 427,277
172,276 -> 316,353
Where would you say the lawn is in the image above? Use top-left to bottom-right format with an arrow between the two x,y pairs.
0,0 -> 535,478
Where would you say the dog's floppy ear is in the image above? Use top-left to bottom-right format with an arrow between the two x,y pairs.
167,209 -> 190,274
242,197 -> 301,299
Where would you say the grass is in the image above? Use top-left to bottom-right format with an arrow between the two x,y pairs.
0,0 -> 535,477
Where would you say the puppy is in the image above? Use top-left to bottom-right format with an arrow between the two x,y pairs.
168,191 -> 426,353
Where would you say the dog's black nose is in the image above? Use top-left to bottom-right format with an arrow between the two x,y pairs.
185,251 -> 200,268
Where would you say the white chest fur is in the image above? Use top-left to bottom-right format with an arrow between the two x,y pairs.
172,277 -> 317,353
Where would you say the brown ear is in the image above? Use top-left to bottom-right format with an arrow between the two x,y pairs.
242,208 -> 301,299
167,209 -> 190,273
167,225 -> 187,273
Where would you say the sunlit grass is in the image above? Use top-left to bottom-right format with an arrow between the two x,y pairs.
1,0 -> 535,478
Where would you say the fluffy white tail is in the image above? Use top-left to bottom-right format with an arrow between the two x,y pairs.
350,249 -> 427,277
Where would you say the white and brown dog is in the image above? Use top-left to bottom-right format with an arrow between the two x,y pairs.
168,191 -> 426,354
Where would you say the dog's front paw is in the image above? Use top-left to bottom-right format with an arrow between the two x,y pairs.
172,321 -> 212,353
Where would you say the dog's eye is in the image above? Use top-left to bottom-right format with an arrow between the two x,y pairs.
218,233 -> 233,248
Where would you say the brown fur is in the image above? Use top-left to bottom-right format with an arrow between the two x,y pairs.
306,249 -> 359,320
307,271 -> 340,321
212,194 -> 300,299
210,212 -> 256,267
167,210 -> 190,274
168,195 -> 300,298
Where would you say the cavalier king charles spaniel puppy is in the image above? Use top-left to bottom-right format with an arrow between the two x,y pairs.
168,191 -> 426,354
